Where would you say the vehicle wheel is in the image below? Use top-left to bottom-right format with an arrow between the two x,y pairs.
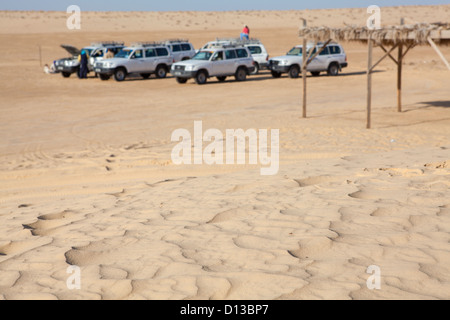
327,63 -> 339,76
99,74 -> 110,81
250,63 -> 260,75
176,77 -> 188,84
311,72 -> 321,77
141,73 -> 151,79
271,71 -> 282,78
235,67 -> 247,81
114,68 -> 127,82
62,72 -> 71,78
155,65 -> 167,79
217,76 -> 227,82
288,65 -> 300,79
195,71 -> 208,85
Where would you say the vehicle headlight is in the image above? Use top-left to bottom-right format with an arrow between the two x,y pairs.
64,60 -> 75,67
104,62 -> 115,68
279,60 -> 289,65
185,65 -> 195,71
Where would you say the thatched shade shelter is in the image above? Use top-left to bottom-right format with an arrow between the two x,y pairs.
298,23 -> 450,128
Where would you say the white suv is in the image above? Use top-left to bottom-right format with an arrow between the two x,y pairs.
269,42 -> 348,78
171,45 -> 255,85
94,42 -> 174,81
202,38 -> 269,74
164,40 -> 196,62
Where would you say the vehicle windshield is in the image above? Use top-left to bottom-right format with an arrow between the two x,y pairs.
287,47 -> 303,56
192,51 -> 213,61
115,49 -> 133,59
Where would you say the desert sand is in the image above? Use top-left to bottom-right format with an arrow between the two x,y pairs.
0,5 -> 449,300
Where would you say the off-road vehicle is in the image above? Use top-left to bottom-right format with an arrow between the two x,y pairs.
202,38 -> 269,74
54,42 -> 125,78
269,42 -> 348,78
94,42 -> 174,81
171,44 -> 255,85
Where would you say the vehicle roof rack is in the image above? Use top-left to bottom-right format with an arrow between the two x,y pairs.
91,41 -> 125,47
216,37 -> 262,45
163,39 -> 190,44
206,43 -> 246,49
131,42 -> 166,48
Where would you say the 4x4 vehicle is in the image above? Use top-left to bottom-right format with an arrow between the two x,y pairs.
94,42 -> 174,81
170,45 -> 255,85
54,42 -> 125,78
269,42 -> 348,78
164,39 -> 196,62
201,38 -> 269,74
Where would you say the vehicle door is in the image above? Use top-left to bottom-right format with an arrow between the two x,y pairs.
211,51 -> 227,76
156,47 -> 172,67
224,49 -> 239,74
144,48 -> 158,72
171,44 -> 182,62
128,49 -> 145,73
328,45 -> 346,65
307,46 -> 329,71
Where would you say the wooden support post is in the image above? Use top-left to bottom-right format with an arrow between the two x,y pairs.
397,43 -> 403,112
302,20 -> 307,118
427,37 -> 450,71
397,18 -> 404,113
367,36 -> 373,129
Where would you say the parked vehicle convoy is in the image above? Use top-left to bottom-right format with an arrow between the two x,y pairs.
201,38 -> 269,74
163,39 -> 196,62
94,42 -> 174,81
170,44 -> 255,85
269,42 -> 348,78
54,42 -> 125,78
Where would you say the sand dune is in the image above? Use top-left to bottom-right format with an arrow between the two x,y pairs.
0,6 -> 449,300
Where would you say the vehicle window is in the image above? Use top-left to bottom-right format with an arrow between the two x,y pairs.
236,49 -> 248,58
329,46 -> 341,55
193,51 -> 213,61
116,49 -> 133,59
112,48 -> 122,54
92,50 -> 104,58
212,51 -> 224,61
287,47 -> 302,56
156,48 -> 169,56
172,45 -> 182,52
181,44 -> 192,51
145,49 -> 157,57
225,50 -> 237,60
248,46 -> 262,54
319,47 -> 330,55
132,50 -> 143,59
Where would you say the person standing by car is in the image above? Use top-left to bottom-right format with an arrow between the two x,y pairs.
78,50 -> 89,79
241,25 -> 250,40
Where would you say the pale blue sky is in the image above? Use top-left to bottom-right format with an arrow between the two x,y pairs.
1,0 -> 448,11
